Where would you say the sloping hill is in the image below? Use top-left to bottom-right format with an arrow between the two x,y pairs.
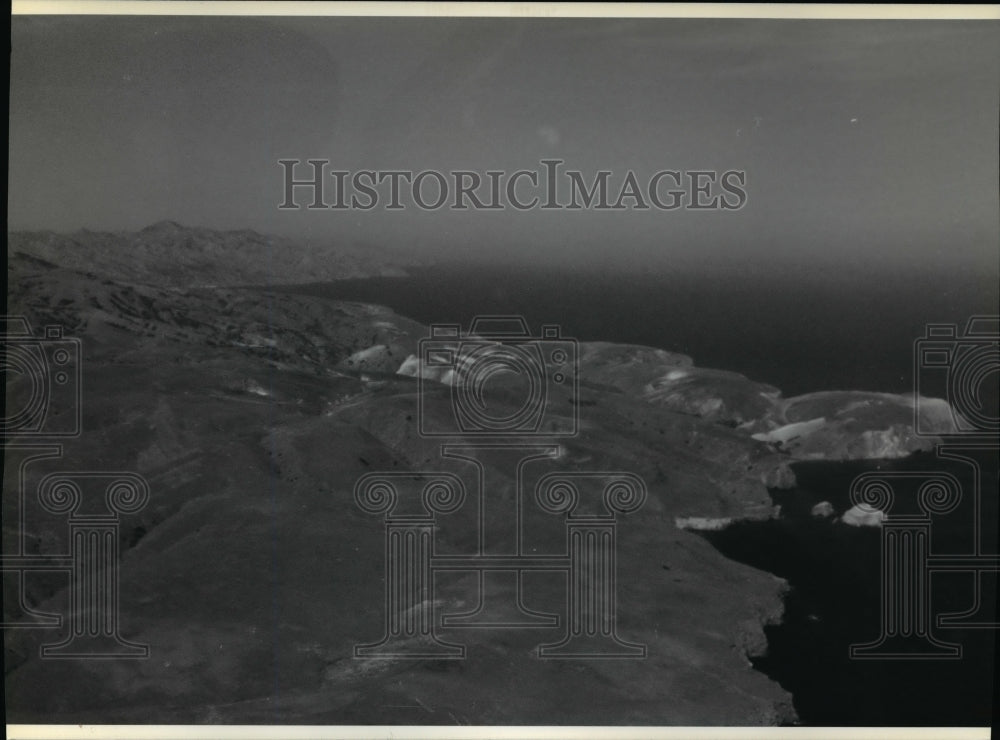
3,242 -> 960,724
5,249 -> 795,724
8,221 -> 417,288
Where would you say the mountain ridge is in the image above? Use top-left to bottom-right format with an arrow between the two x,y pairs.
8,222 -> 420,288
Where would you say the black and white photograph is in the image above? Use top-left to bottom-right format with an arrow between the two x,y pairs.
4,2 -> 999,735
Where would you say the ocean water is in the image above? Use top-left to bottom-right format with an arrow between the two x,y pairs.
705,455 -> 998,726
278,262 -> 998,397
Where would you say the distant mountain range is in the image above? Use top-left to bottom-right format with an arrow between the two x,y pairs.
7,221 -> 419,287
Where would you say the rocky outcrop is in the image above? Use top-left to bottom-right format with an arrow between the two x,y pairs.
749,392 -> 956,460
839,504 -> 886,527
399,340 -> 958,464
575,342 -> 779,426
810,501 -> 835,518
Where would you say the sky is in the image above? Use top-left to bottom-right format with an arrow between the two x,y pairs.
8,15 -> 1000,274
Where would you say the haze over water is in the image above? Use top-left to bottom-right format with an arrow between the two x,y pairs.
282,259 -> 998,397
9,17 -> 999,283
10,14 -> 999,398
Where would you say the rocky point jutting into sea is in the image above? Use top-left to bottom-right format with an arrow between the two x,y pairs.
4,224 -> 960,724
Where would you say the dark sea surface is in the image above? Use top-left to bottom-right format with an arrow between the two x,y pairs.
276,261 -> 999,397
706,454 -> 998,726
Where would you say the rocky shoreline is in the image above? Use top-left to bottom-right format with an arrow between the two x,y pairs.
4,226 -> 959,724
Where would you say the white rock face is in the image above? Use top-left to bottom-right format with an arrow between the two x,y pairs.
675,516 -> 734,531
855,426 -> 920,459
810,501 -> 835,518
396,353 -> 424,378
749,391 -> 959,461
396,353 -> 457,385
752,417 -> 827,445
914,396 -> 961,433
840,504 -> 885,527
